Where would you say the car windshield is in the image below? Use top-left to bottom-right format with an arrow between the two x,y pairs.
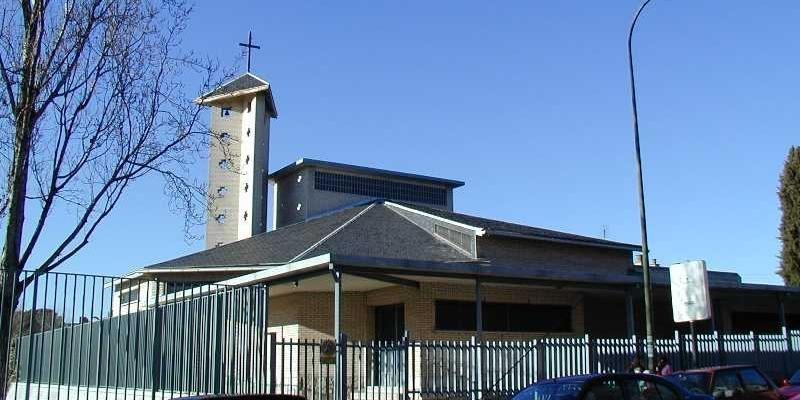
790,370 -> 800,385
513,382 -> 584,400
669,372 -> 711,395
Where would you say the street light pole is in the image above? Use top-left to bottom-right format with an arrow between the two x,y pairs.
627,0 -> 656,372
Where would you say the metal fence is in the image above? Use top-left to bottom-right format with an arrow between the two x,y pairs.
2,270 -> 270,400
2,269 -> 800,400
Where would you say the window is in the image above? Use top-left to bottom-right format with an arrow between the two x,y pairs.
246,128 -> 251,137
712,370 -> 743,399
215,213 -> 226,224
671,373 -> 709,395
245,155 -> 250,165
220,107 -> 232,117
244,183 -> 249,192
622,378 -> 678,400
314,171 -> 447,206
165,281 -> 213,295
514,382 -> 582,400
218,159 -> 233,170
219,132 -> 231,144
217,186 -> 229,197
243,211 -> 248,221
434,300 -> 572,332
585,379 -> 623,400
120,288 -> 139,304
738,368 -> 769,392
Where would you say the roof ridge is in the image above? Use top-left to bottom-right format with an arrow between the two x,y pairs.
385,204 -> 476,258
287,203 -> 377,263
245,72 -> 270,85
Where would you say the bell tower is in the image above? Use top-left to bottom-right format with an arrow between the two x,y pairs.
198,73 -> 278,248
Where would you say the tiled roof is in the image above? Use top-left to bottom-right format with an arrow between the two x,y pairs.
203,74 -> 268,98
395,202 -> 641,251
198,73 -> 278,117
143,199 -> 638,271
143,202 -> 471,270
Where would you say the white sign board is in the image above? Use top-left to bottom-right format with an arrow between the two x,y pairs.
669,260 -> 712,323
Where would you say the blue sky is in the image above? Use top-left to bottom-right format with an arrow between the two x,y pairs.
48,0 -> 799,284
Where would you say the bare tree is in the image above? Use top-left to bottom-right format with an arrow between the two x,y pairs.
0,0 -> 224,394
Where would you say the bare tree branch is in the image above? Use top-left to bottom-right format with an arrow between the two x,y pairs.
0,1 -> 230,391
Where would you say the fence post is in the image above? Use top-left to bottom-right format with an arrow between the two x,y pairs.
585,334 -> 595,374
751,332 -> 760,367
150,282 -> 163,400
337,332 -> 348,400
471,336 -> 482,400
403,331 -> 410,400
268,332 -> 277,394
535,339 -> 546,382
212,292 -> 224,394
715,331 -> 725,366
675,332 -> 686,371
790,330 -> 798,371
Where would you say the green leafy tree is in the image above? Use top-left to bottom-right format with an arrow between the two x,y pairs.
779,146 -> 800,286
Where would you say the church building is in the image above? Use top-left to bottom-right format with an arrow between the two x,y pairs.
119,71 -> 800,344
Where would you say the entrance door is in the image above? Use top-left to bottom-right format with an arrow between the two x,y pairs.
373,304 -> 405,386
375,303 -> 405,340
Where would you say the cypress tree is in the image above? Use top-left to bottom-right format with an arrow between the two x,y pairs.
779,146 -> 800,286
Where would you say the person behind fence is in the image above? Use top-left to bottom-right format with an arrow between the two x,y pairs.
656,356 -> 673,376
628,356 -> 645,374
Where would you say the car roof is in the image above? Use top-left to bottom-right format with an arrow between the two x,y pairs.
679,365 -> 756,374
538,373 -> 686,385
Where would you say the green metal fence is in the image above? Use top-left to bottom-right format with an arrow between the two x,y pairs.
1,270 -> 270,400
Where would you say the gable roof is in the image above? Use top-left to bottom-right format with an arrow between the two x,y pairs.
392,202 -> 641,251
196,73 -> 278,117
142,199 -> 639,272
143,202 -> 472,271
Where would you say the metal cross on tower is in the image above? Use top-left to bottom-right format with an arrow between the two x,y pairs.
239,31 -> 261,72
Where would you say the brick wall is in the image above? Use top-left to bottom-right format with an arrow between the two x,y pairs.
478,236 -> 633,275
266,281 -> 585,342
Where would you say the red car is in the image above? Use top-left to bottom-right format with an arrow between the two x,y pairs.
779,370 -> 800,399
667,365 -> 780,400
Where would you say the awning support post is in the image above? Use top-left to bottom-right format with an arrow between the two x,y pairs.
333,267 -> 347,400
474,277 -> 483,400
625,289 -> 635,338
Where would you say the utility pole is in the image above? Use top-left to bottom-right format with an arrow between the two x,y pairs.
627,0 -> 656,372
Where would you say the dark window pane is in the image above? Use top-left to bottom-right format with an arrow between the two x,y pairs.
712,370 -> 743,399
585,379 -> 623,400
739,368 -> 769,392
484,302 -> 508,331
435,301 -> 475,331
435,300 -> 571,332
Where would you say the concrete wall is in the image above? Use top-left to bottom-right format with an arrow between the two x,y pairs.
273,166 -> 455,230
206,101 -> 244,248
273,169 -> 311,228
206,93 -> 271,247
